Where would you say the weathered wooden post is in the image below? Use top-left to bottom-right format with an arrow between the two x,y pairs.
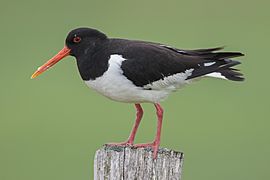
94,145 -> 184,180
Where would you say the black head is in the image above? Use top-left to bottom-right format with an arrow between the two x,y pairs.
31,27 -> 108,79
65,27 -> 107,57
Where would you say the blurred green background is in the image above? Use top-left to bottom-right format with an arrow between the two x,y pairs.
1,0 -> 269,179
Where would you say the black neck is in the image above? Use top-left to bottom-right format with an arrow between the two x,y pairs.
75,39 -> 110,81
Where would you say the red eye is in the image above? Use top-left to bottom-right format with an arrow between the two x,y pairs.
73,36 -> 81,43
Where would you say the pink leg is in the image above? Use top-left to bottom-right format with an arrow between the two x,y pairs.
134,103 -> 164,159
107,104 -> 143,146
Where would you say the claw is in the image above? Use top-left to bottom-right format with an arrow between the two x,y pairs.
134,141 -> 159,159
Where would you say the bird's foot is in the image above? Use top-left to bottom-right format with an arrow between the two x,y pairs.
134,141 -> 159,159
106,141 -> 133,147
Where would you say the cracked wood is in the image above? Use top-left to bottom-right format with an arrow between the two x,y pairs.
94,145 -> 184,180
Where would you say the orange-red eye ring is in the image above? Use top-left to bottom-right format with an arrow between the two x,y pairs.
73,36 -> 81,43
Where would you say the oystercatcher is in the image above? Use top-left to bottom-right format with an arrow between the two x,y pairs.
31,27 -> 244,158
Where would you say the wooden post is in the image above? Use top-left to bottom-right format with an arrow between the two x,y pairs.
94,145 -> 184,180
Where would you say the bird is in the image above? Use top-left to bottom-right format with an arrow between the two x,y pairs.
31,27 -> 244,159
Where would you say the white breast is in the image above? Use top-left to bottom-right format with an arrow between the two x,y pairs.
84,55 -> 192,103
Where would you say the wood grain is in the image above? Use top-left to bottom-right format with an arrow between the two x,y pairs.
94,145 -> 184,180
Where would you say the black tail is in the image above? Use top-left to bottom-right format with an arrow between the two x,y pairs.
185,47 -> 245,81
217,60 -> 244,81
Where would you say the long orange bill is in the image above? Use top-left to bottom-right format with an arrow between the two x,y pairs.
31,46 -> 71,79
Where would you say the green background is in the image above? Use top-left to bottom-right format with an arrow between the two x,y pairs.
1,0 -> 269,179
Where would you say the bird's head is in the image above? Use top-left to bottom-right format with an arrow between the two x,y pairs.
31,27 -> 107,79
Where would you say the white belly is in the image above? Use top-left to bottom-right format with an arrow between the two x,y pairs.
85,79 -> 170,103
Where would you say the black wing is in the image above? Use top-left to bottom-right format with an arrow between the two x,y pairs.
109,39 -> 244,87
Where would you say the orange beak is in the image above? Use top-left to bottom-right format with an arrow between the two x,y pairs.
31,46 -> 71,79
